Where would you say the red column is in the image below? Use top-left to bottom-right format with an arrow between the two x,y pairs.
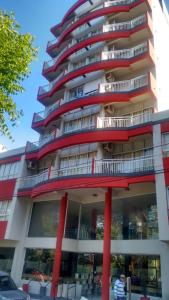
102,188 -> 112,300
51,193 -> 68,297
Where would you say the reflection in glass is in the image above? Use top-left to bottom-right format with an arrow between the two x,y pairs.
0,248 -> 14,273
28,201 -> 60,237
111,254 -> 161,297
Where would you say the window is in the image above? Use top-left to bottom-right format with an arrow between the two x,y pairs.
162,133 -> 169,152
28,201 -> 60,237
0,201 -> 11,221
69,85 -> 84,100
64,115 -> 96,133
0,162 -> 19,180
23,249 -> 55,281
0,248 -> 15,273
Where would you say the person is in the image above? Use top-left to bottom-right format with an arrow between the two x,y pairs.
114,274 -> 126,300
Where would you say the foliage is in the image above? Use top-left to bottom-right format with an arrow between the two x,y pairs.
0,10 -> 37,138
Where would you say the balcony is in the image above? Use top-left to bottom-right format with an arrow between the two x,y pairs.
19,155 -> 154,191
99,74 -> 148,93
30,111 -> 152,154
47,12 -> 149,63
44,41 -> 148,76
51,0 -> 149,45
97,112 -> 152,128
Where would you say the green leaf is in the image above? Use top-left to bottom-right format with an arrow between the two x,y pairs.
0,10 -> 38,139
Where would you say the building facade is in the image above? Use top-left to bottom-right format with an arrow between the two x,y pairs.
1,0 -> 169,299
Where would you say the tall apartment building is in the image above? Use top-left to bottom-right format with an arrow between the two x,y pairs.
1,0 -> 169,299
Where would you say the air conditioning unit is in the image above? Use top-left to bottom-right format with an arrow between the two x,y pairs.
27,161 -> 37,170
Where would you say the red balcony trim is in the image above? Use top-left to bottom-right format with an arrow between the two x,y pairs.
51,0 -> 150,44
17,174 -> 155,199
0,155 -> 21,165
44,48 -> 150,80
0,221 -> 8,240
39,44 -> 151,102
36,86 -> 154,131
47,17 -> 151,60
26,125 -> 152,161
161,121 -> 169,133
0,179 -> 16,201
163,157 -> 169,186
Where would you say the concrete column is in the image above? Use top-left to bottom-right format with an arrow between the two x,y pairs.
160,242 -> 169,299
102,188 -> 112,300
153,124 -> 169,240
51,193 -> 68,297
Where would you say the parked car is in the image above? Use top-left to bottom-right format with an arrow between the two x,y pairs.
0,271 -> 30,300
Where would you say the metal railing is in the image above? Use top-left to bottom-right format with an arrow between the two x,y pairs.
44,40 -> 147,74
19,156 -> 154,190
104,0 -> 138,7
97,112 -> 152,128
103,14 -> 146,32
46,12 -> 147,72
102,42 -> 148,60
33,89 -> 98,125
100,74 -> 149,93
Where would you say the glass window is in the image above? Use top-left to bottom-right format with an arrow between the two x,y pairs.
111,194 -> 158,240
28,201 -> 60,237
162,133 -> 169,152
0,162 -> 19,180
64,201 -> 80,239
0,248 -> 15,273
23,249 -> 55,281
111,254 -> 161,297
79,202 -> 104,240
0,201 -> 11,221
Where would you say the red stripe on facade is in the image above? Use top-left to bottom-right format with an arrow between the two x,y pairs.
163,157 -> 169,185
47,23 -> 150,60
161,121 -> 169,133
0,221 -> 8,240
0,179 -> 16,201
17,174 -> 155,199
51,0 -> 150,44
51,0 -> 151,34
38,87 -> 151,126
26,125 -> 152,160
0,156 -> 21,165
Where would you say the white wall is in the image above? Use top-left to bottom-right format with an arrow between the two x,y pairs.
152,0 -> 169,111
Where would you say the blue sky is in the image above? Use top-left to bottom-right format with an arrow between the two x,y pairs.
0,0 -> 75,150
0,0 -> 169,150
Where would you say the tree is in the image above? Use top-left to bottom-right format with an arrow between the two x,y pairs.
0,10 -> 37,138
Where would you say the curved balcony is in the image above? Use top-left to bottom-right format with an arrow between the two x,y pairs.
47,11 -> 151,64
18,155 -> 154,197
27,111 -> 152,161
44,40 -> 149,81
34,73 -> 155,131
39,25 -> 152,101
50,0 -> 150,47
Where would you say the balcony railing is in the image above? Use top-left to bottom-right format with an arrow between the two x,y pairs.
30,111 -> 151,152
103,14 -> 146,33
104,0 -> 138,7
38,71 -> 65,96
99,74 -> 149,93
19,156 -> 154,190
102,42 -> 148,60
47,12 -> 147,67
44,41 -> 148,74
97,112 -> 152,128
